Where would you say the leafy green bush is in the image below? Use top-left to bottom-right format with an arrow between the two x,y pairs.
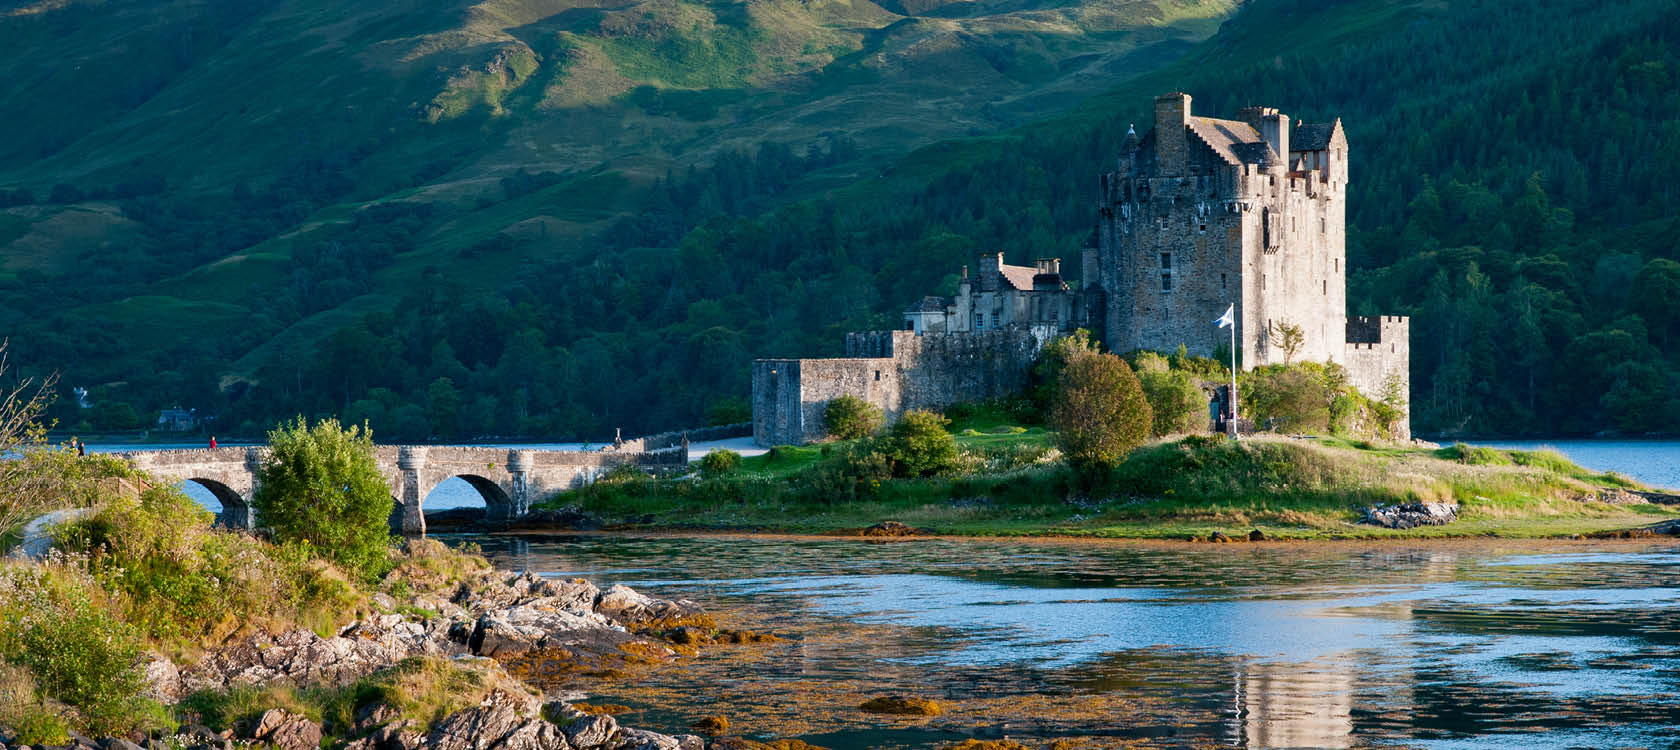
0,566 -> 159,735
878,410 -> 958,477
1133,352 -> 1208,437
1242,364 -> 1333,433
10,706 -> 70,746
1050,349 -> 1152,477
254,418 -> 395,580
794,444 -> 894,504
55,484 -> 291,640
824,395 -> 884,440
699,449 -> 741,477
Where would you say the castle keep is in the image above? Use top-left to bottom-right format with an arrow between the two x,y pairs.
752,93 -> 1410,446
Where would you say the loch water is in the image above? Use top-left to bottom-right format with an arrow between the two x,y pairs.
471,534 -> 1680,750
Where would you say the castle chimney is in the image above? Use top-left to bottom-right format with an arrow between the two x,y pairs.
1261,112 -> 1289,167
1154,93 -> 1191,177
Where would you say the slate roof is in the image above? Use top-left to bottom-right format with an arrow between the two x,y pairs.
1292,122 -> 1337,151
1187,116 -> 1268,165
908,295 -> 951,313
998,263 -> 1039,291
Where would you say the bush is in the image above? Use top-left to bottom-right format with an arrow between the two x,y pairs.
878,411 -> 958,478
699,449 -> 741,477
824,395 -> 884,440
55,484 -> 288,640
0,566 -> 158,735
1241,364 -> 1333,433
1134,353 -> 1208,437
794,444 -> 894,504
1439,442 -> 1509,465
254,418 -> 395,580
1049,350 -> 1152,477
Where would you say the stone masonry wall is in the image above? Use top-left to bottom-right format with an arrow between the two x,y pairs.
751,330 -> 1039,446
1344,315 -> 1411,439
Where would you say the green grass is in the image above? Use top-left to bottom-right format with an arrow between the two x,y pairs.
537,429 -> 1678,540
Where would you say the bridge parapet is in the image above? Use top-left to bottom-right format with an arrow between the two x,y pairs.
120,438 -> 687,536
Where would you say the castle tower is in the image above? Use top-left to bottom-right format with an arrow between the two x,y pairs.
1092,94 -> 1350,369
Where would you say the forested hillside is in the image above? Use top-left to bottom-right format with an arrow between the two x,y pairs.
5,0 -> 1678,439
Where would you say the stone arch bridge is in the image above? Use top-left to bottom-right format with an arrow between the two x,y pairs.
118,434 -> 689,536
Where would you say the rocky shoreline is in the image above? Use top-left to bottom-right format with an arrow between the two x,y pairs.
1,553 -> 776,750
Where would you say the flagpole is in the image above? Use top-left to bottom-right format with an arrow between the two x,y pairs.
1229,302 -> 1238,438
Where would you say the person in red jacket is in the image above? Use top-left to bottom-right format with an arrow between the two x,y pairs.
209,436 -> 218,449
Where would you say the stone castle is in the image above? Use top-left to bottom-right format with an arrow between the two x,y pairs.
753,93 -> 1410,446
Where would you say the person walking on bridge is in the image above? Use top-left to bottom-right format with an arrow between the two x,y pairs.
209,436 -> 217,449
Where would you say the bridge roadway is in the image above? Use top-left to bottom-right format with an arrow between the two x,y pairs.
117,433 -> 689,536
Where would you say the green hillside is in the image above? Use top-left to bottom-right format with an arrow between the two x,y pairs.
3,0 -> 1678,440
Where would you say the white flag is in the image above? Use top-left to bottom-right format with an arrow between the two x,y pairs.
1214,304 -> 1234,328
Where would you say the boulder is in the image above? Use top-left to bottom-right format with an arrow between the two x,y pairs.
98,739 -> 142,750
670,737 -> 705,750
614,729 -> 680,750
593,585 -> 710,630
1362,501 -> 1458,529
427,690 -> 541,750
250,709 -> 322,750
141,654 -> 180,704
561,715 -> 618,750
368,719 -> 425,750
489,721 -> 568,750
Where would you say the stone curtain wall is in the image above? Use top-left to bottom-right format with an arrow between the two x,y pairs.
1344,315 -> 1411,439
751,330 -> 1039,446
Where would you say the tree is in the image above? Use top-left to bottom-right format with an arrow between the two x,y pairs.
1630,258 -> 1680,348
878,410 -> 957,477
252,417 -> 393,579
1030,329 -> 1100,412
1268,321 -> 1306,365
824,395 -> 884,440
0,341 -> 60,544
1049,349 -> 1152,477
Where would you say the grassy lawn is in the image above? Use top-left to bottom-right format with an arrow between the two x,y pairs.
537,428 -> 1679,540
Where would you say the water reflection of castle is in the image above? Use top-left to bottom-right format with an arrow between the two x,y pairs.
1224,549 -> 1455,747
1233,661 -> 1356,748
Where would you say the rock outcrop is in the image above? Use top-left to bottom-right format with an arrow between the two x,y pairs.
1361,501 -> 1458,529
161,573 -> 708,701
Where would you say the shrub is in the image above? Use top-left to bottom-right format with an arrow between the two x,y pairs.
254,418 -> 395,581
1241,364 -> 1333,433
794,443 -> 894,504
1049,350 -> 1152,478
699,449 -> 741,477
0,565 -> 157,735
1135,360 -> 1207,436
877,411 -> 959,478
824,395 -> 884,440
55,484 -> 294,641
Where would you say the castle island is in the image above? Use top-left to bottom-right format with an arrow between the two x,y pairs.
753,93 -> 1411,444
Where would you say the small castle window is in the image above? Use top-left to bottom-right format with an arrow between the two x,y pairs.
1160,252 -> 1172,269
1221,273 -> 1227,289
1161,274 -> 1172,292
874,370 -> 882,381
1323,280 -> 1328,295
973,312 -> 983,330
1199,220 -> 1208,233
1320,216 -> 1326,233
1335,258 -> 1340,273
1262,273 -> 1267,290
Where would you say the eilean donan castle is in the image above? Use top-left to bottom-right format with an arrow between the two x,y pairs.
752,93 -> 1410,445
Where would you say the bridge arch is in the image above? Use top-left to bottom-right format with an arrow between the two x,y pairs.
420,474 -> 515,529
178,477 -> 253,529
